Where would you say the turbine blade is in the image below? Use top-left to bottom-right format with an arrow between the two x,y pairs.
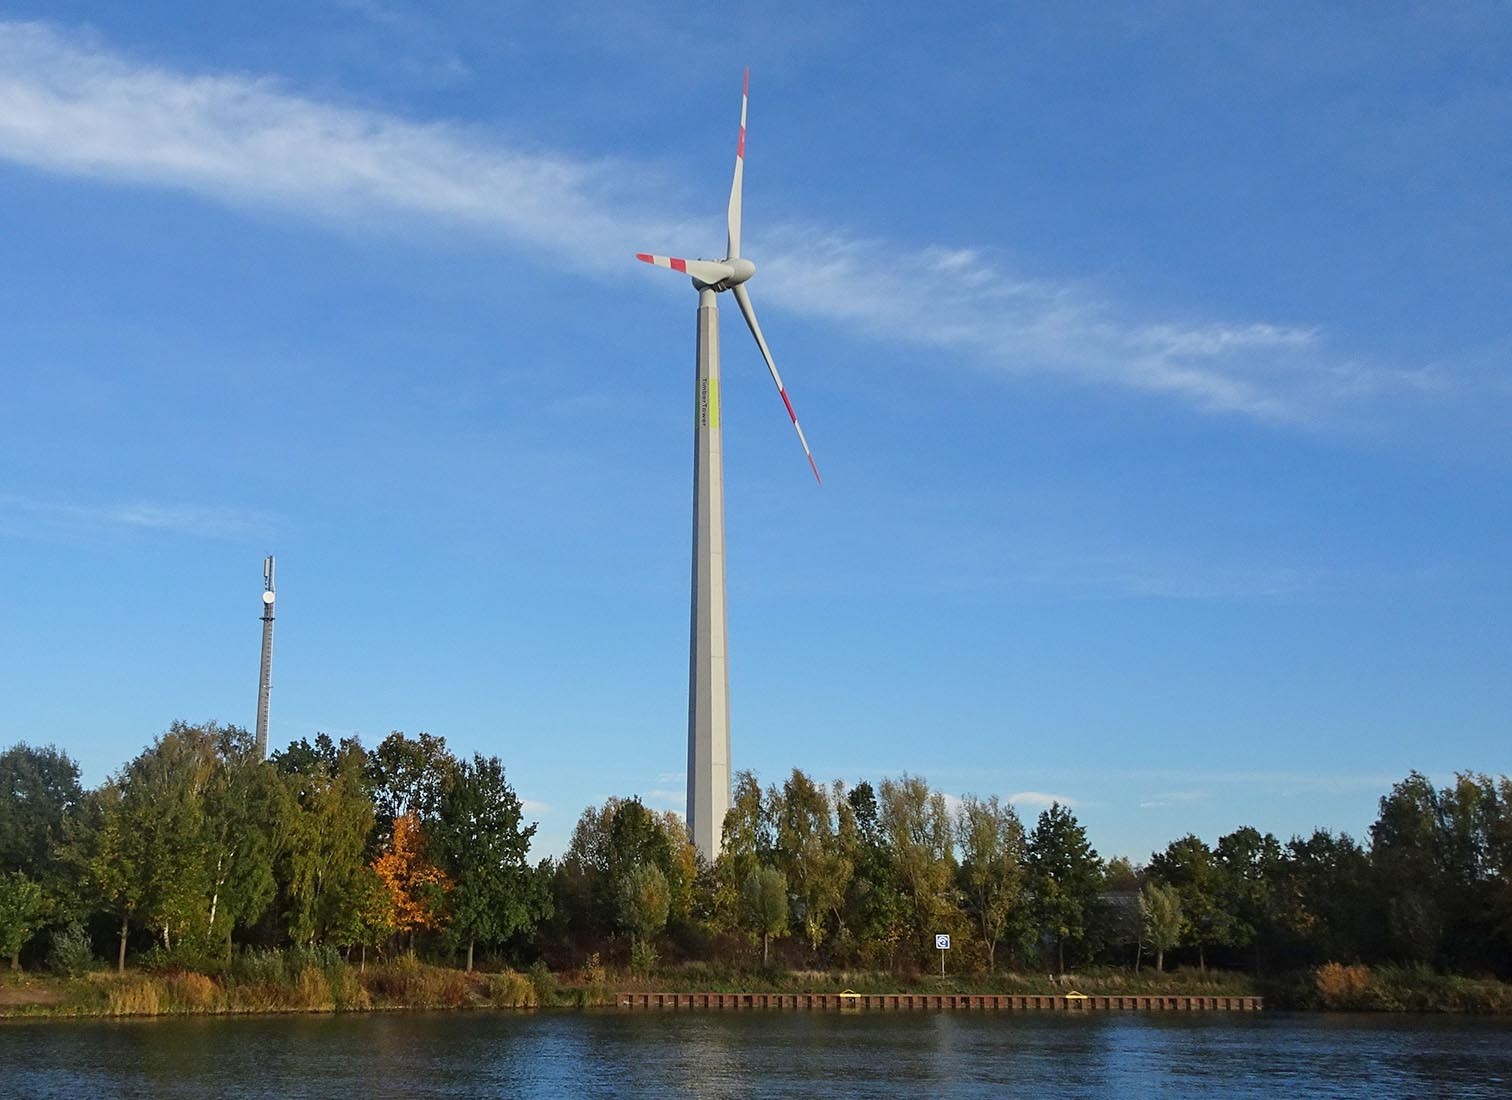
732,283 -> 820,483
635,254 -> 736,285
726,68 -> 748,260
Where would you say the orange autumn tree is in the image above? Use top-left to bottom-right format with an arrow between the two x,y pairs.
372,810 -> 452,952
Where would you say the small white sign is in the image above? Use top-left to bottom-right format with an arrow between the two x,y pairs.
935,934 -> 951,951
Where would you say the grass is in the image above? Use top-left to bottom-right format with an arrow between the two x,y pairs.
1298,963 -> 1512,1013
0,953 -> 550,1018
612,962 -> 1259,997
6,957 -> 1512,1018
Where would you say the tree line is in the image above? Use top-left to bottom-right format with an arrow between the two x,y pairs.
2,725 -> 1510,981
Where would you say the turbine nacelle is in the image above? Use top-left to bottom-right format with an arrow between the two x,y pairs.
634,254 -> 755,293
711,257 -> 756,290
694,256 -> 755,293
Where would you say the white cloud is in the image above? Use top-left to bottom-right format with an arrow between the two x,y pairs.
642,788 -> 685,810
0,492 -> 274,540
0,21 -> 1431,423
1138,790 -> 1212,810
1008,790 -> 1077,809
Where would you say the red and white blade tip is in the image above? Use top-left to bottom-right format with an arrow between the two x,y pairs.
636,252 -> 689,274
778,386 -> 822,484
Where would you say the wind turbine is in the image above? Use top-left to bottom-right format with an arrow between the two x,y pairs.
636,69 -> 820,863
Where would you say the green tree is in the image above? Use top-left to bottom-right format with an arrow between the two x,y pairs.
1369,772 -> 1446,965
556,797 -> 676,939
272,734 -> 377,947
365,731 -> 458,846
879,774 -> 956,964
955,794 -> 1027,972
1276,829 -> 1374,964
1149,834 -> 1232,972
433,754 -> 548,971
838,781 -> 904,967
1026,802 -> 1104,973
1139,881 -> 1182,973
713,771 -> 774,929
618,862 -> 670,969
199,726 -> 281,953
94,726 -> 214,959
1214,826 -> 1283,973
741,866 -> 789,966
0,743 -> 82,877
771,769 -> 852,954
1099,856 -> 1145,969
0,743 -> 84,964
0,872 -> 48,970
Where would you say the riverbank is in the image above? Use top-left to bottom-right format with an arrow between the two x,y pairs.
0,957 -> 572,1018
3,960 -> 1510,1019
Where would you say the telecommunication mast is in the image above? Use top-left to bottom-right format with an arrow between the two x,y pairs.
255,555 -> 275,758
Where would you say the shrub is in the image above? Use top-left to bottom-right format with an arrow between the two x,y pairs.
527,960 -> 558,1006
583,951 -> 606,987
1315,963 -> 1376,1010
630,939 -> 659,975
48,922 -> 97,978
488,970 -> 538,1008
231,947 -> 290,986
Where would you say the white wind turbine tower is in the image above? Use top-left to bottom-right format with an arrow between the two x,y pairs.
636,69 -> 820,864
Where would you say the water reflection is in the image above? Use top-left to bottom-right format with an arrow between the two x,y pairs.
2,1009 -> 1510,1099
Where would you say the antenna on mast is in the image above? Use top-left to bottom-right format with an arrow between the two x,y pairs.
255,555 -> 275,759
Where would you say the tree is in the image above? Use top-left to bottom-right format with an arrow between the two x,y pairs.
272,734 -> 376,947
365,731 -> 458,846
556,797 -> 678,939
741,866 -> 788,966
433,754 -> 548,971
771,769 -> 852,954
713,771 -> 774,930
838,781 -> 903,967
1149,834 -> 1231,972
1139,882 -> 1182,973
1370,772 -> 1446,965
1100,856 -> 1145,970
198,727 -> 282,952
0,743 -> 83,965
1276,829 -> 1374,965
879,774 -> 956,964
0,743 -> 83,876
1026,802 -> 1104,973
372,811 -> 452,951
0,872 -> 47,970
955,794 -> 1027,972
618,862 -> 670,970
1214,826 -> 1283,973
85,723 -> 255,963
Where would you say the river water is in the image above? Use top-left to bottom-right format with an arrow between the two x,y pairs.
3,1010 -> 1509,1098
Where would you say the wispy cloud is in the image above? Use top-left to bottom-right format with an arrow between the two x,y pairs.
0,492 -> 275,541
643,788 -> 685,810
1009,790 -> 1077,809
1138,790 -> 1212,810
0,21 -> 1433,423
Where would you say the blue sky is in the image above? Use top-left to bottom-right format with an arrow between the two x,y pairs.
1,3 -> 1508,861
